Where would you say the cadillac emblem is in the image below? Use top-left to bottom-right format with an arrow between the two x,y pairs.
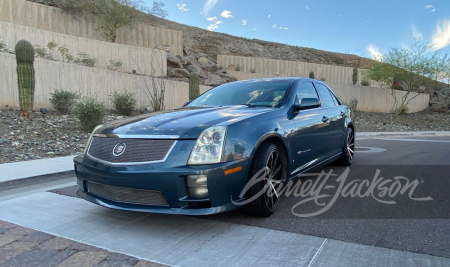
113,142 -> 126,156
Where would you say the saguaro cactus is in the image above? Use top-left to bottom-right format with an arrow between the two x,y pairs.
309,71 -> 315,79
189,72 -> 200,101
15,40 -> 35,119
352,68 -> 358,85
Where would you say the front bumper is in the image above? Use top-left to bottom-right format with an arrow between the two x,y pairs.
73,140 -> 251,215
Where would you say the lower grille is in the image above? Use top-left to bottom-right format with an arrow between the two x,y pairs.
88,182 -> 169,206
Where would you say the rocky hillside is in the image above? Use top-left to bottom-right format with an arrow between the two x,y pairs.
29,0 -> 372,69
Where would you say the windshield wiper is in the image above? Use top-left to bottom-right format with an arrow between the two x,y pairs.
238,103 -> 255,107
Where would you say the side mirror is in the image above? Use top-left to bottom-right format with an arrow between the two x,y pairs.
294,97 -> 320,112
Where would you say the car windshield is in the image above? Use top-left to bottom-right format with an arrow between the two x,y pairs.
187,80 -> 292,108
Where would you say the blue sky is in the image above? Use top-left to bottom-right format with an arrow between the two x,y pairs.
144,0 -> 450,59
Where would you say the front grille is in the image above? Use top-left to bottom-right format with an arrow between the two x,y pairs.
87,137 -> 175,164
88,182 -> 169,206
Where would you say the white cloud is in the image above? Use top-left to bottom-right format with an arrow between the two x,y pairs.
215,21 -> 223,24
279,27 -> 282,29
412,26 -> 423,40
177,4 -> 189,12
284,27 -> 288,30
203,0 -> 219,15
305,5 -> 310,10
207,23 -> 218,31
221,10 -> 233,18
425,5 -> 436,12
272,24 -> 277,28
207,16 -> 217,21
268,14 -> 271,18
367,44 -> 383,61
242,19 -> 247,26
200,12 -> 203,14
249,28 -> 258,31
431,20 -> 450,51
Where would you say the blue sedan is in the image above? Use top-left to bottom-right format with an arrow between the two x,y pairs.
74,78 -> 355,217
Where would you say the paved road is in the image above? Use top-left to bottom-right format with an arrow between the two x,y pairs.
206,136 -> 450,258
0,136 -> 449,266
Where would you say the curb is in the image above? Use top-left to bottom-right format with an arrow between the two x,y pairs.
356,131 -> 450,139
0,170 -> 75,192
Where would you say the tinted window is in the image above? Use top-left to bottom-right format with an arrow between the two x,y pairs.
329,91 -> 340,106
295,82 -> 318,103
314,83 -> 335,107
188,80 -> 292,108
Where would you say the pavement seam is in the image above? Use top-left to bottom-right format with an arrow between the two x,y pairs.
306,238 -> 328,267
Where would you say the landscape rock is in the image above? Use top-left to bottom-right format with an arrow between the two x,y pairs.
182,55 -> 201,67
217,73 -> 238,83
204,74 -> 225,86
201,62 -> 219,73
198,56 -> 209,65
166,53 -> 182,68
168,68 -> 190,78
186,65 -> 207,78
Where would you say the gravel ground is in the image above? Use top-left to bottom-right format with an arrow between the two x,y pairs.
0,109 -> 449,164
0,110 -> 131,164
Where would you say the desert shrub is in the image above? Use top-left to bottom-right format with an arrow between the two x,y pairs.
250,68 -> 256,73
107,59 -> 123,71
49,89 -> 80,114
110,90 -> 136,116
74,95 -> 106,132
74,52 -> 98,67
34,45 -> 48,59
361,80 -> 371,86
319,77 -> 326,81
58,46 -> 74,62
234,64 -> 241,71
396,106 -> 409,115
344,98 -> 359,111
0,42 -> 5,51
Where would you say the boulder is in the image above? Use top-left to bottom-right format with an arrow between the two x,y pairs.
198,56 -> 209,65
217,73 -> 237,83
201,62 -> 219,73
168,68 -> 190,78
182,55 -> 201,67
167,53 -> 182,68
204,74 -> 225,86
186,65 -> 207,78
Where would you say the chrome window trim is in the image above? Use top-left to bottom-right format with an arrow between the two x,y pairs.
86,138 -> 178,166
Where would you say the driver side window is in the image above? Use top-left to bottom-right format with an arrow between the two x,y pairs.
295,82 -> 319,103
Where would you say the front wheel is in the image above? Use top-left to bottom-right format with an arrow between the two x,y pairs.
243,143 -> 287,217
337,127 -> 355,166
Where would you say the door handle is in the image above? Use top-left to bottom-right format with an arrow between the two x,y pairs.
322,116 -> 329,123
340,110 -> 346,117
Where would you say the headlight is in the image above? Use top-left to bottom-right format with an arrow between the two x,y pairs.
83,125 -> 103,154
188,126 -> 227,165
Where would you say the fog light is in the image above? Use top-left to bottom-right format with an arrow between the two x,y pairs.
187,175 -> 208,198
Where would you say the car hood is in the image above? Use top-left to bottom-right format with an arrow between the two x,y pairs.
97,106 -> 274,139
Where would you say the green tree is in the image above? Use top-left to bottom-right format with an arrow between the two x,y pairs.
82,0 -> 145,43
366,42 -> 449,123
150,1 -> 168,18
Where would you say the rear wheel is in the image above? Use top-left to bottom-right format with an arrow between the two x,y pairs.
337,127 -> 355,166
244,143 -> 286,217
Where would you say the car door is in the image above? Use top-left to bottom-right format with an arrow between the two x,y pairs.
290,82 -> 330,175
314,83 -> 345,156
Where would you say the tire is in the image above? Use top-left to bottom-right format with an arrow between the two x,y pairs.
337,127 -> 355,166
243,143 -> 287,217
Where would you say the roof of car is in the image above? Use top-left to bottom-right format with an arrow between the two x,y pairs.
237,77 -> 316,83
